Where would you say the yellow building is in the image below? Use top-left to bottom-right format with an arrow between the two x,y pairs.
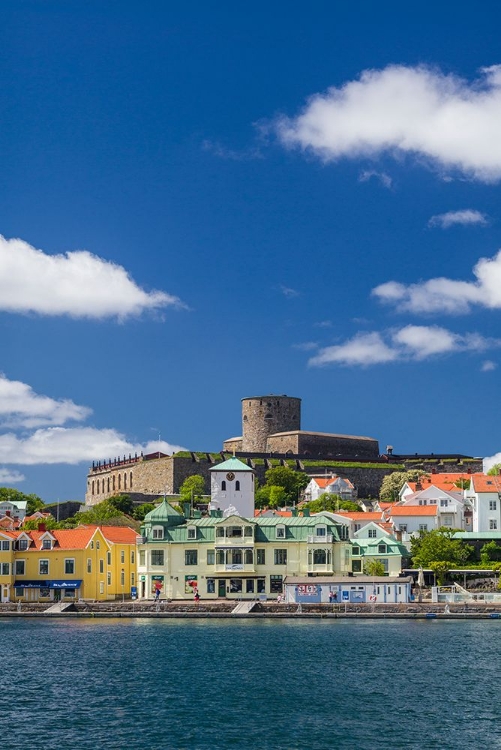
0,524 -> 139,602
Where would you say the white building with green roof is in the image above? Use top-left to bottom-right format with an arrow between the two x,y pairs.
209,456 -> 255,518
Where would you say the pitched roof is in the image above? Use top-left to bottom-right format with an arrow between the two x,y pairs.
336,512 -> 384,521
209,457 -> 251,473
471,475 -> 501,493
389,505 -> 438,516
145,498 -> 183,522
407,473 -> 482,492
100,526 -> 141,544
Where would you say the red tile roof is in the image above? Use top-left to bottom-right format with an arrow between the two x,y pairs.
471,475 -> 501,493
389,505 -> 438,516
407,473 -> 483,492
336,512 -> 384,521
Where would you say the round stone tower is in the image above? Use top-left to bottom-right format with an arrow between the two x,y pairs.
241,395 -> 301,452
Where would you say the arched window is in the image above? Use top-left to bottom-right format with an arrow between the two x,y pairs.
221,481 -> 226,491
92,481 -> 95,495
130,472 -> 133,488
124,473 -> 127,489
107,478 -> 110,492
235,480 -> 240,491
118,474 -> 121,490
313,549 -> 326,565
102,479 -> 105,493
113,475 -> 116,491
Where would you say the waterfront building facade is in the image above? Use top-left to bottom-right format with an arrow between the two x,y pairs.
0,525 -> 139,603
137,500 -> 352,600
283,575 -> 413,604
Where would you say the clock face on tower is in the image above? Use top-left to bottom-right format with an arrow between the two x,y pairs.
226,472 -> 235,481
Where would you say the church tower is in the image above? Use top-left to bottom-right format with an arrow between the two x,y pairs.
209,457 -> 255,518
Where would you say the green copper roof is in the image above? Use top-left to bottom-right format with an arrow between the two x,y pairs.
209,456 -> 251,473
144,498 -> 183,524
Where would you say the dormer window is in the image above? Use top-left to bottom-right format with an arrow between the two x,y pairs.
315,526 -> 327,537
187,526 -> 196,540
276,525 -> 285,539
378,544 -> 387,554
352,546 -> 361,556
42,539 -> 52,550
152,526 -> 164,540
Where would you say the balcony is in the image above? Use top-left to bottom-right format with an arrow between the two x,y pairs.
307,534 -> 333,544
307,564 -> 334,574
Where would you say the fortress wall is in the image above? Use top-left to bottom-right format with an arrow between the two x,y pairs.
266,433 -> 379,459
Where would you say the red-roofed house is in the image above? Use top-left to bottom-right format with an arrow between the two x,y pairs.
304,475 -> 357,502
465,474 -> 501,532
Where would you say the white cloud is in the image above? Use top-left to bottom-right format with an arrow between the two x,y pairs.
373,249 -> 501,314
359,170 -> 393,188
484,453 -> 501,472
0,468 -> 25,484
0,427 -> 185,465
428,209 -> 488,228
308,325 -> 497,367
280,284 -> 300,298
276,64 -> 501,182
292,341 -> 318,351
481,360 -> 497,371
0,235 -> 184,319
0,374 -> 91,428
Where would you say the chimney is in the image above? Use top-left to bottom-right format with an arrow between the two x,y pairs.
5,510 -> 10,517
415,481 -> 422,491
38,523 -> 46,532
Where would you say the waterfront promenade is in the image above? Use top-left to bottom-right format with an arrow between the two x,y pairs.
2,599 -> 501,619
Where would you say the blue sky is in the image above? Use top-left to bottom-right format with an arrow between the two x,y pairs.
2,1 -> 501,501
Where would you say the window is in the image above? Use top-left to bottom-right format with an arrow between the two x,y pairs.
230,578 -> 242,593
206,578 -> 215,594
270,575 -> 283,593
274,549 -> 287,565
399,524 -> 407,532
352,546 -> 361,556
244,549 -> 253,564
235,481 -> 240,491
440,499 -> 448,507
185,550 -> 198,566
107,551 -> 111,565
1,540 -> 9,551
257,578 -> 266,593
378,544 -> 387,554
216,527 -> 225,537
354,524 -> 361,532
221,481 -> 226,491
368,529 -> 377,538
490,519 -> 498,530
131,550 -> 135,564
207,550 -> 215,565
39,559 -> 49,575
276,525 -> 285,539
100,582 -> 104,594
15,587 -> 24,597
313,549 -> 326,564
419,524 -> 428,531
216,550 -> 224,565
257,549 -> 265,565
1,562 -> 9,575
18,538 -> 28,551
152,527 -> 164,540
87,558 -> 92,574
151,550 -> 164,566
120,551 -> 125,564
227,526 -> 242,537
15,560 -> 25,575
246,579 -> 254,593
139,551 -> 145,566
120,570 -> 125,586
64,559 -> 75,574
187,526 -> 196,540
42,539 -> 52,550
244,526 -> 253,538
96,541 -> 100,550
99,559 -> 104,574
352,559 -> 362,573
490,500 -> 497,511
113,476 -> 116,491
107,572 -> 111,585
90,541 -> 94,550
315,526 -> 327,537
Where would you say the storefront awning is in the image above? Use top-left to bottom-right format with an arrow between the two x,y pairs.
14,580 -> 82,589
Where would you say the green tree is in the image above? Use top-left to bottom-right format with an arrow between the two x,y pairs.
107,494 -> 134,515
307,494 -> 359,513
255,486 -> 272,509
379,470 -> 428,502
263,466 -> 309,505
411,529 -> 473,580
268,486 -> 288,509
480,541 -> 501,564
487,463 -> 501,476
66,500 -> 138,528
180,475 -> 205,503
364,559 -> 386,577
22,516 -> 59,531
0,488 -> 45,515
132,503 -> 156,521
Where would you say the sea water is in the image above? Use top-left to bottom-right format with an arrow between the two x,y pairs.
1,617 -> 501,749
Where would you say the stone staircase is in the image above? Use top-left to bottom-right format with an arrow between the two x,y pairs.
231,601 -> 258,615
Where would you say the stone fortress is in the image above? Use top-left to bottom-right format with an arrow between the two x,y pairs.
85,394 -> 482,506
